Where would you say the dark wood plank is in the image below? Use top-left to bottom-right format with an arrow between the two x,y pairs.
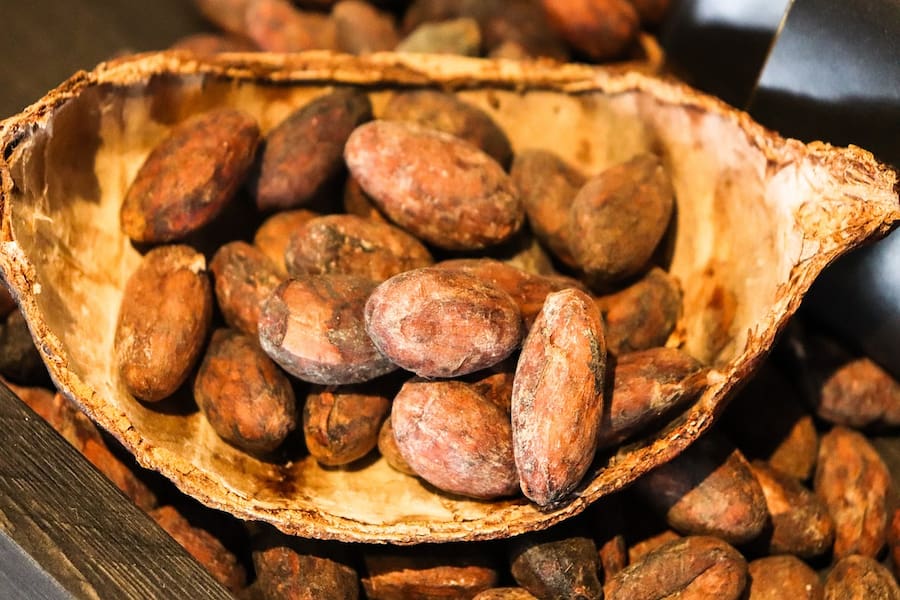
0,382 -> 234,599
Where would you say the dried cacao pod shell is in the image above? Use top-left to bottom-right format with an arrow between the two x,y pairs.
0,52 -> 896,543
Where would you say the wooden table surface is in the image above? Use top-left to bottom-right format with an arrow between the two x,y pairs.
0,382 -> 234,599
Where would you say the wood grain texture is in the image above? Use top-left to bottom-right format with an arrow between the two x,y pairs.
0,382 -> 233,599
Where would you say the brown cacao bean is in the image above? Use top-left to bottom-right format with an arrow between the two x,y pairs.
210,241 -> 283,337
540,0 -> 640,60
597,347 -> 706,448
245,0 -> 335,51
723,362 -> 819,481
253,208 -> 320,276
511,148 -> 585,267
435,257 -> 586,329
362,545 -> 499,599
378,416 -> 416,475
194,328 -> 297,454
512,288 -> 606,506
382,89 -> 513,167
818,357 -> 900,430
391,378 -> 518,499
746,555 -> 823,600
605,535 -> 747,600
824,555 -> 900,600
333,0 -> 400,54
151,505 -> 246,593
120,108 -> 259,243
285,214 -> 433,282
633,435 -> 769,545
396,17 -> 482,56
303,382 -> 391,466
365,267 -> 523,378
568,153 -> 674,286
593,267 -> 683,354
345,120 -> 523,250
115,245 -> 213,402
509,531 -> 603,600
252,526 -> 360,599
749,460 -> 835,558
253,88 -> 373,211
815,425 -> 890,559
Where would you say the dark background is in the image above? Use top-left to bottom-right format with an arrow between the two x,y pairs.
0,0 -> 209,118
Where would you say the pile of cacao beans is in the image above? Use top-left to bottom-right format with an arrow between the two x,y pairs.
9,305 -> 900,598
178,0 -> 665,64
113,82 -> 699,510
2,0 -> 899,597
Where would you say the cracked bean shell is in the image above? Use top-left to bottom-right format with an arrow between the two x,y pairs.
285,214 -> 433,281
259,275 -> 397,385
